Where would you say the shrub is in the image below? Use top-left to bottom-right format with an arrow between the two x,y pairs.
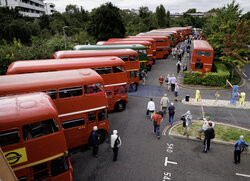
183,71 -> 202,84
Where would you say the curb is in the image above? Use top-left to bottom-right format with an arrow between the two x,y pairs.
167,120 -> 250,154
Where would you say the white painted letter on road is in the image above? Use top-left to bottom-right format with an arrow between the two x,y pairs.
164,157 -> 177,167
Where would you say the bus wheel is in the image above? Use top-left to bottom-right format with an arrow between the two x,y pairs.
115,101 -> 126,112
97,130 -> 107,144
163,54 -> 168,59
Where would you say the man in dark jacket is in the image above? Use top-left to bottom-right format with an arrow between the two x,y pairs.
90,126 -> 99,157
203,122 -> 215,153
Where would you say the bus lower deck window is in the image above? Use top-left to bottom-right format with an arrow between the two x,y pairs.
98,110 -> 107,121
22,119 -> 59,140
0,129 -> 20,147
62,118 -> 85,129
195,63 -> 203,69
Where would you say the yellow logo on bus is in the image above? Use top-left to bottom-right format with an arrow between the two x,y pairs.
4,147 -> 28,166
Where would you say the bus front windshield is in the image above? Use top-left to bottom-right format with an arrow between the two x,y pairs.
137,49 -> 147,55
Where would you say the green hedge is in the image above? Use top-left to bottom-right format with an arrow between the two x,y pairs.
183,62 -> 230,87
183,71 -> 202,84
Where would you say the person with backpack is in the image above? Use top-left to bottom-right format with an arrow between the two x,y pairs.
111,130 -> 122,161
168,102 -> 175,126
203,122 -> 215,153
234,135 -> 249,164
152,111 -> 163,139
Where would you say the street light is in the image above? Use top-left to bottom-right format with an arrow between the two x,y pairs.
62,26 -> 68,50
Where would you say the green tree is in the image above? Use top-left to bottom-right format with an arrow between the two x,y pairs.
87,2 -> 125,41
220,19 -> 250,74
156,4 -> 167,28
166,11 -> 170,27
186,9 -> 196,13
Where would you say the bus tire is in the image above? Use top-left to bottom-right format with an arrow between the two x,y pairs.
163,54 -> 168,59
115,101 -> 126,112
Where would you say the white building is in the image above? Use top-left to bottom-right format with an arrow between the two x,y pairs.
0,0 -> 46,18
45,2 -> 55,15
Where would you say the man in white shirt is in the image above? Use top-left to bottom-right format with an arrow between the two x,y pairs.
111,130 -> 122,161
197,116 -> 215,140
147,98 -> 155,119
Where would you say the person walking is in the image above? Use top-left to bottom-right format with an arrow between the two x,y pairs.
159,75 -> 164,87
168,102 -> 175,126
160,94 -> 169,115
174,83 -> 179,102
176,60 -> 182,74
90,126 -> 99,157
234,135 -> 249,164
203,122 -> 215,153
170,74 -> 177,92
147,98 -> 155,119
165,74 -> 171,91
152,111 -> 163,139
183,111 -> 192,138
111,130 -> 122,161
183,64 -> 187,72
140,70 -> 147,86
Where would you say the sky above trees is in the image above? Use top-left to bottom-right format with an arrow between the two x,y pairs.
45,0 -> 250,14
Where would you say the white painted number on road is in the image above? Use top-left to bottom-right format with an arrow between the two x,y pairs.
164,157 -> 177,167
167,143 -> 173,153
163,172 -> 171,180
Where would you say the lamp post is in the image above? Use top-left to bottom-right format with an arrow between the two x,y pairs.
62,26 -> 68,50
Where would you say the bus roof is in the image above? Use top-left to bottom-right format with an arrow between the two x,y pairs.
137,33 -> 172,37
96,40 -> 152,46
108,37 -> 155,42
146,32 -> 174,36
74,44 -> 147,50
193,40 -> 213,51
133,35 -> 169,39
0,92 -> 57,129
53,49 -> 137,59
0,69 -> 103,95
7,57 -> 125,75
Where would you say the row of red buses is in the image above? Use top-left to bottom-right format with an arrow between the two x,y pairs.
7,57 -> 128,112
96,40 -> 154,70
133,35 -> 171,59
0,69 -> 110,150
0,93 -> 73,181
190,40 -> 214,75
107,37 -> 157,63
52,49 -> 140,91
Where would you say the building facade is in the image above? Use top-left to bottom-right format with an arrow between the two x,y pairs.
0,0 -> 55,17
45,2 -> 55,15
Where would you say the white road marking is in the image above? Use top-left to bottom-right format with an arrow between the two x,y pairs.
236,173 -> 250,178
164,157 -> 177,166
242,72 -> 247,77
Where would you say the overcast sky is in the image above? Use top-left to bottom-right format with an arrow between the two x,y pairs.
44,0 -> 250,14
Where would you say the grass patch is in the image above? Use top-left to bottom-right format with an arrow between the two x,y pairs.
172,122 -> 250,144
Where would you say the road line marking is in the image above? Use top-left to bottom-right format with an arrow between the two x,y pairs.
164,157 -> 177,166
236,173 -> 250,178
242,72 -> 247,77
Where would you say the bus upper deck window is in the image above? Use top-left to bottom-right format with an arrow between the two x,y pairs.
43,90 -> 57,99
196,51 -> 211,56
113,66 -> 125,73
96,67 -> 111,74
105,90 -> 113,98
129,55 -> 138,61
0,129 -> 20,147
119,56 -> 128,61
84,83 -> 103,94
59,86 -> 83,98
22,119 -> 59,140
62,118 -> 85,129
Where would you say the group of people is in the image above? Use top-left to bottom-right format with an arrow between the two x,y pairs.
89,126 -> 122,161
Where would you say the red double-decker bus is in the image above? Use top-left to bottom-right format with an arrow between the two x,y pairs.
52,49 -> 140,91
96,40 -> 154,70
0,69 -> 109,149
107,38 -> 157,63
0,93 -> 73,181
135,35 -> 171,59
7,57 -> 128,112
191,40 -> 214,75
